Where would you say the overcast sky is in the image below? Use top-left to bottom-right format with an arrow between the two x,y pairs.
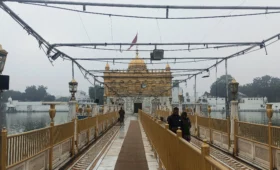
1,0 -> 280,97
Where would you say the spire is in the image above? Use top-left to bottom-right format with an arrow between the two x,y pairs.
136,45 -> 139,58
105,62 -> 110,71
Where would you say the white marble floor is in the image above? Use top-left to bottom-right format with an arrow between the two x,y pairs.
94,115 -> 159,170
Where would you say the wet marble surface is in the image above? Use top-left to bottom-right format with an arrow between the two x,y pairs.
68,126 -> 119,170
139,122 -> 159,170
95,115 -> 159,170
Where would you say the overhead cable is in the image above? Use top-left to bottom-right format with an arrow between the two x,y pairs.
17,2 -> 280,20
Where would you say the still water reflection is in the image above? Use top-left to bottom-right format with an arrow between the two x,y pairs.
3,112 -> 69,135
209,111 -> 280,126
2,111 -> 280,135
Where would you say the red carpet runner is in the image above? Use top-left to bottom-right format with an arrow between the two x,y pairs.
114,120 -> 149,170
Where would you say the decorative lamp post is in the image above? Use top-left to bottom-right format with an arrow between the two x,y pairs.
0,45 -> 8,75
69,79 -> 78,101
230,79 -> 239,101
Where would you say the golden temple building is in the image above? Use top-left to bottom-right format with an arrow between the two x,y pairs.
103,51 -> 172,114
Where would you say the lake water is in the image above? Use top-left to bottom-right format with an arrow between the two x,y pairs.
0,112 -> 69,135
0,111 -> 279,135
209,111 -> 280,126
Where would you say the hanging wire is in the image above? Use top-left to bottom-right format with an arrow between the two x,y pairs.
76,6 -> 92,43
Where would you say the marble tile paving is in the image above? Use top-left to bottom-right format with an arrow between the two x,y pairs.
94,115 -> 159,170
95,115 -> 138,170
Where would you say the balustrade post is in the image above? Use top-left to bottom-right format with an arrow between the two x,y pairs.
195,102 -> 201,116
227,117 -> 231,152
234,119 -> 238,156
48,104 -> 56,170
208,106 -> 212,143
95,115 -> 99,138
176,128 -> 182,170
0,127 -> 7,170
230,100 -> 238,153
71,119 -> 75,157
195,114 -> 198,137
201,140 -> 210,170
266,104 -> 273,170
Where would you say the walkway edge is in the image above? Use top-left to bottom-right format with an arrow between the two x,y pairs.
88,125 -> 121,170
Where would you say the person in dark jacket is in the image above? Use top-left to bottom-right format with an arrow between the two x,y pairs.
167,107 -> 182,134
181,112 -> 191,142
119,107 -> 125,124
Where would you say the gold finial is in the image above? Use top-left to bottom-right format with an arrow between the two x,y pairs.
136,45 -> 139,58
105,62 -> 110,71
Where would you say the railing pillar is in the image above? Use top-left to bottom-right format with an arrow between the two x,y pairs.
233,119 -> 238,156
201,140 -> 210,170
195,114 -> 198,137
176,128 -> 182,170
230,100 -> 238,152
71,119 -> 75,157
208,106 -> 212,143
266,103 -> 274,170
87,118 -> 90,145
227,117 -> 231,152
268,122 -> 273,170
0,127 -> 7,170
195,102 -> 201,116
49,122 -> 54,170
48,104 -> 56,170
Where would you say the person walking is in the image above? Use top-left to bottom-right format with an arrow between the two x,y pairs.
181,112 -> 191,142
167,107 -> 182,134
119,107 -> 125,125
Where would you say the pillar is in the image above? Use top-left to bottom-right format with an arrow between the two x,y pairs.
230,101 -> 238,143
266,104 -> 273,170
68,101 -> 78,154
195,102 -> 201,115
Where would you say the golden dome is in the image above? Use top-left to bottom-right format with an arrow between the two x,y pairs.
128,53 -> 147,71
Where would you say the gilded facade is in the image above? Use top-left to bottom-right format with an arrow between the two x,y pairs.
103,52 -> 172,114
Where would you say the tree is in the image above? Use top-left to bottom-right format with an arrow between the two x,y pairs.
89,85 -> 104,105
210,75 -> 234,98
56,97 -> 70,102
0,85 -> 55,102
43,95 -> 55,101
239,75 -> 280,102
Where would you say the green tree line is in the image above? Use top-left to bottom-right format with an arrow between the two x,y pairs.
210,75 -> 280,102
88,85 -> 104,105
1,85 -> 56,102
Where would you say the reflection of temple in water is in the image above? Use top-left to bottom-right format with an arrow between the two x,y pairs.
103,51 -> 172,114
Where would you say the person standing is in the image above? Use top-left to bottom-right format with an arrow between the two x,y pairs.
119,107 -> 125,125
167,107 -> 182,134
181,112 -> 191,142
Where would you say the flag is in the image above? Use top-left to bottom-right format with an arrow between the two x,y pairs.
127,33 -> 138,50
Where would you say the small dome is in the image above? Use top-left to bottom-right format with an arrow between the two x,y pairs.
128,53 -> 147,71
166,63 -> 170,71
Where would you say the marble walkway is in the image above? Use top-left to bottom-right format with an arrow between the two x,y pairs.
94,115 -> 159,170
